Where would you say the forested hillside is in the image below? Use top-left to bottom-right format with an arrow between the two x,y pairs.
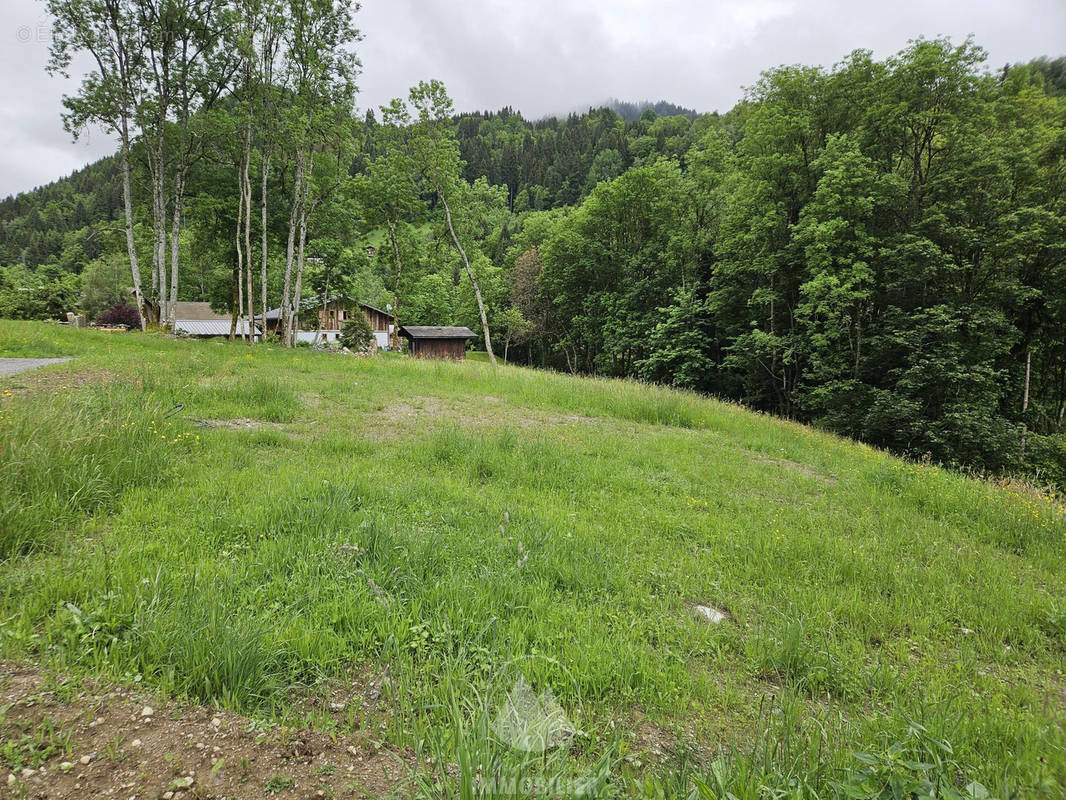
1,38 -> 1065,487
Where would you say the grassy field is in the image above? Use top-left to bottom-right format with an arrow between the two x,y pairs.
1,319 -> 1064,798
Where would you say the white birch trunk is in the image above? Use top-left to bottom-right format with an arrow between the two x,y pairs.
119,121 -> 147,331
280,150 -> 305,346
442,194 -> 496,365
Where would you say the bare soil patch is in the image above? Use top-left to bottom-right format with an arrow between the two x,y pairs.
744,451 -> 839,485
198,418 -> 288,432
363,395 -> 613,443
0,663 -> 411,799
0,366 -> 114,398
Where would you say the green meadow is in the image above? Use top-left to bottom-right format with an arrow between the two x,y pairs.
1,320 -> 1064,798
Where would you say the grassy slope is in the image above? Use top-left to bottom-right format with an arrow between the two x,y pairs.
1,320 -> 1064,797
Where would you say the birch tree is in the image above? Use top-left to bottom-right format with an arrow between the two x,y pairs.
47,0 -> 149,329
408,80 -> 497,364
130,0 -> 226,325
355,99 -> 421,349
278,0 -> 360,347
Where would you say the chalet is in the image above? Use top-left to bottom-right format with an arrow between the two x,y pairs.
172,302 -> 259,340
399,326 -> 476,360
260,297 -> 395,347
359,303 -> 395,348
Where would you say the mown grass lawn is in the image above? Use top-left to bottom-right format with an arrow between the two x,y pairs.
1,319 -> 1064,798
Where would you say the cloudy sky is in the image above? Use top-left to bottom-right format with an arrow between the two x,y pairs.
2,0 -> 1064,197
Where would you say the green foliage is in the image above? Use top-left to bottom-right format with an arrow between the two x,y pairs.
5,33 -> 1066,486
0,717 -> 72,771
264,774 -> 296,793
504,37 -> 1066,487
835,722 -> 991,800
339,314 -> 374,351
0,265 -> 80,320
80,254 -> 129,320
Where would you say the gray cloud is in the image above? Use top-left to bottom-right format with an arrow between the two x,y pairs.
3,0 -> 1065,196
355,0 -> 1066,114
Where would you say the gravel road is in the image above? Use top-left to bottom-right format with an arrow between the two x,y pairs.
0,357 -> 71,377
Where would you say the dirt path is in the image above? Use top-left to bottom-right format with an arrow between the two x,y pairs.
0,358 -> 71,378
0,664 -> 411,799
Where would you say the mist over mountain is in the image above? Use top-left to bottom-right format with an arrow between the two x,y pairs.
537,99 -> 701,122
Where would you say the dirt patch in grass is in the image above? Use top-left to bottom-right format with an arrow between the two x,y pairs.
745,451 -> 839,485
0,663 -> 412,799
0,367 -> 116,398
198,417 -> 288,432
363,394 -> 617,442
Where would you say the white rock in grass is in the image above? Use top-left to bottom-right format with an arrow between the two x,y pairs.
141,706 -> 154,717
7,773 -> 16,786
693,605 -> 728,624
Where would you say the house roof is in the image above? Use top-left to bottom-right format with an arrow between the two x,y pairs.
399,325 -> 476,340
261,300 -> 395,322
172,301 -> 228,321
359,303 -> 394,320
175,319 -> 260,336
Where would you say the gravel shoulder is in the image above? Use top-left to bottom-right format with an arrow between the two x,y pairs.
0,358 -> 71,378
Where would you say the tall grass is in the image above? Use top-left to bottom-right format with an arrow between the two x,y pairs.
1,320 -> 1065,795
0,388 -> 178,558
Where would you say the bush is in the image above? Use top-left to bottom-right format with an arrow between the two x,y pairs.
0,265 -> 80,320
97,300 -> 141,328
340,315 -> 374,351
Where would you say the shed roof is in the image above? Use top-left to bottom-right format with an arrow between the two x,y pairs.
399,325 -> 476,340
175,319 -> 260,336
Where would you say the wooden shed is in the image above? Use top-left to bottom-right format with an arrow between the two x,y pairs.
399,326 -> 476,360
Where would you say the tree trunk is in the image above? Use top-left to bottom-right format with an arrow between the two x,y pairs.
280,150 -> 305,347
388,220 -> 401,350
261,148 -> 271,337
288,149 -> 317,347
167,169 -> 186,328
150,132 -> 167,326
230,265 -> 239,340
441,194 -> 496,365
235,183 -> 245,342
243,123 -> 254,344
291,187 -> 311,347
118,122 -> 146,331
1022,349 -> 1032,413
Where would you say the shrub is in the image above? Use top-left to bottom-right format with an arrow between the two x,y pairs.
97,300 -> 141,328
340,315 -> 374,351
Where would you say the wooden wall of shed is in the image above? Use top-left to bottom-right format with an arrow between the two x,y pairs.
410,338 -> 468,360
